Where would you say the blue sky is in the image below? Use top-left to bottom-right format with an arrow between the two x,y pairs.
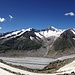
0,0 -> 75,32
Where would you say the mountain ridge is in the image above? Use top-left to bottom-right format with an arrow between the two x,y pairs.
0,26 -> 63,39
0,26 -> 75,57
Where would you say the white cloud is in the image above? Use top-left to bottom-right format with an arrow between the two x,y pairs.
0,27 -> 2,29
65,12 -> 75,16
9,15 -> 13,20
0,18 -> 5,22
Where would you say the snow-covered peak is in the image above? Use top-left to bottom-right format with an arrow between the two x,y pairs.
46,26 -> 60,31
21,29 -> 25,31
21,28 -> 32,31
0,26 -> 64,40
41,26 -> 63,33
0,28 -> 33,39
48,26 -> 58,31
34,27 -> 64,41
35,29 -> 63,39
51,26 -> 63,32
25,28 -> 32,31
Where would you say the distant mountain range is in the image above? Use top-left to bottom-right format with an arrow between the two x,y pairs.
0,26 -> 75,57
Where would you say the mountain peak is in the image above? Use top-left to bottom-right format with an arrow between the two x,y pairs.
26,28 -> 32,31
42,26 -> 62,32
48,26 -> 57,30
21,28 -> 32,31
41,26 -> 57,31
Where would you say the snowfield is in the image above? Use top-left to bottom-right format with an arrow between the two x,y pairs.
0,68 -> 16,75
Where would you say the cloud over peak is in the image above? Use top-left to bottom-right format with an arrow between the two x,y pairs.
65,12 -> 75,16
0,18 -> 5,22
